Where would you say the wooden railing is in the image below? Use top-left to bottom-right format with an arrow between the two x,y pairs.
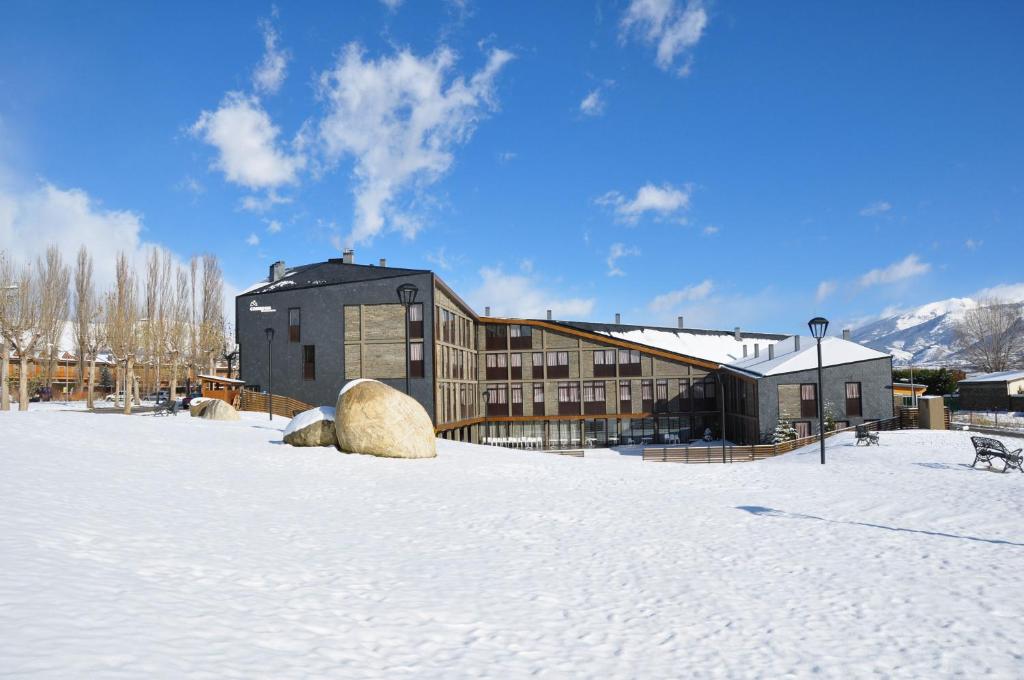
642,417 -> 899,464
238,390 -> 314,419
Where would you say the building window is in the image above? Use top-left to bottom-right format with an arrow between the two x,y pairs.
641,379 -> 654,412
408,303 -> 424,339
800,383 -> 818,418
288,308 -> 301,343
510,352 -> 523,380
485,353 -> 507,380
845,382 -> 862,417
533,383 -> 545,416
410,342 -> 424,378
511,383 -> 524,416
618,348 -> 641,376
557,381 -> 580,415
302,345 -> 315,380
485,324 -> 507,350
510,324 -> 533,349
547,351 -> 570,378
486,383 -> 508,416
678,380 -> 691,411
593,349 -> 616,377
619,380 -> 632,413
583,380 -> 606,415
794,421 -> 811,438
655,379 -> 669,412
532,352 -> 544,378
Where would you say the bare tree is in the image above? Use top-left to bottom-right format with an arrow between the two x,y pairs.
1,261 -> 42,410
164,265 -> 189,402
106,253 -> 140,415
199,254 -> 225,375
37,247 -> 70,400
0,251 -> 16,411
73,247 -> 106,409
954,297 -> 1024,373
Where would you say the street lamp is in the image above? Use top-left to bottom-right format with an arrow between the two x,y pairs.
396,283 -> 419,396
808,316 -> 829,465
264,327 -> 275,421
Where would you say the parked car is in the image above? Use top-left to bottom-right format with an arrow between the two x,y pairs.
144,390 -> 171,403
104,391 -> 128,403
180,392 -> 203,408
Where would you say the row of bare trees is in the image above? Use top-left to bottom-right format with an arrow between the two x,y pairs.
0,245 -> 228,413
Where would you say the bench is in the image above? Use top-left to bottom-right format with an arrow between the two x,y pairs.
855,424 -> 879,446
970,436 -> 1023,473
155,400 -> 179,417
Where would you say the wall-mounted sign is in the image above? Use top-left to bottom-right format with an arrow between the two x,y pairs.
249,299 -> 276,313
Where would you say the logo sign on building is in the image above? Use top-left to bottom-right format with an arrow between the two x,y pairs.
249,299 -> 276,313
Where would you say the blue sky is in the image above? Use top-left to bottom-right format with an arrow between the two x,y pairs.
2,1 -> 1022,334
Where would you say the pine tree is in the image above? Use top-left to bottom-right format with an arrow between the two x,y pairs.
823,400 -> 838,432
99,365 -> 113,392
770,417 -> 798,444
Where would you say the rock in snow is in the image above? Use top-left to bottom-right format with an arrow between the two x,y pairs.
283,407 -> 338,448
194,398 -> 240,421
335,380 -> 436,459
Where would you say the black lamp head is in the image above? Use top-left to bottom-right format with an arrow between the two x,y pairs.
808,316 -> 829,340
264,327 -> 275,342
397,282 -> 419,306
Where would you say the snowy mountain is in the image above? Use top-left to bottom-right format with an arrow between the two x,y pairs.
851,292 -> 1024,367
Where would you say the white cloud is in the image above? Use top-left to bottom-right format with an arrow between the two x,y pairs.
425,247 -> 452,271
266,219 -> 282,234
317,44 -> 513,246
859,200 -> 892,217
240,191 -> 292,213
252,20 -> 289,95
702,224 -> 718,236
497,151 -> 517,163
974,282 -> 1024,303
965,238 -> 982,250
597,182 -> 691,224
621,0 -> 708,75
175,175 -> 205,195
519,259 -> 534,273
191,92 -> 306,191
605,242 -> 640,277
816,280 -> 837,302
648,279 -> 714,312
580,89 -> 605,116
468,267 -> 595,319
859,254 -> 930,286
380,0 -> 403,9
246,233 -> 260,246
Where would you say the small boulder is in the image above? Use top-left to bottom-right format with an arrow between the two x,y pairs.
335,380 -> 436,459
197,398 -> 240,421
284,407 -> 338,447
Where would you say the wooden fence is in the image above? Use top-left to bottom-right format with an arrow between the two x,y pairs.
642,416 -> 900,464
238,391 -> 314,419
898,406 -> 952,429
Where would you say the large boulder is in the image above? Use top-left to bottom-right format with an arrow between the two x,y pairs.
335,379 -> 436,459
284,407 -> 338,447
196,398 -> 240,421
188,398 -> 212,417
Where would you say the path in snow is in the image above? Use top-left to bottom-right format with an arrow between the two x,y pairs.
1,405 -> 1022,678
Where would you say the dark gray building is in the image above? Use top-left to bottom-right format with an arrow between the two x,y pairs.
236,254 -> 440,413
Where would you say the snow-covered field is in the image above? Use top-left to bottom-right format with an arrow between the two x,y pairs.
2,405 -> 1023,678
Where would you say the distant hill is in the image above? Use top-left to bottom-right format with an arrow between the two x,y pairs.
852,293 -> 1024,367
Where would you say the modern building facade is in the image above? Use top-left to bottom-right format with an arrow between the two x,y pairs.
236,254 -> 896,446
958,370 -> 1024,411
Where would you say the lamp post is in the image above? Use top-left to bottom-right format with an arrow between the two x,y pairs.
264,327 -> 275,421
808,316 -> 829,465
396,283 -> 419,396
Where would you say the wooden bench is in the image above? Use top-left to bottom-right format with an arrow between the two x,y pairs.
855,425 -> 879,446
970,436 -> 1023,473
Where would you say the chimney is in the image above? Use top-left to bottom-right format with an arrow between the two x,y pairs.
379,257 -> 387,267
342,249 -> 354,264
615,312 -> 621,324
734,326 -> 742,341
743,345 -> 748,358
754,344 -> 760,358
269,260 -> 285,283
842,328 -> 851,341
546,309 -> 553,320
485,306 -> 491,317
794,336 -> 801,351
677,315 -> 684,329
768,345 -> 775,360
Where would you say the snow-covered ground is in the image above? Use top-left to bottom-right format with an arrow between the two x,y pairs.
2,405 -> 1023,678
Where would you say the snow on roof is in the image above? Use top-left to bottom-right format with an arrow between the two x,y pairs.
959,370 -> 1024,383
197,374 -> 245,385
726,336 -> 890,377
582,326 -> 785,364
